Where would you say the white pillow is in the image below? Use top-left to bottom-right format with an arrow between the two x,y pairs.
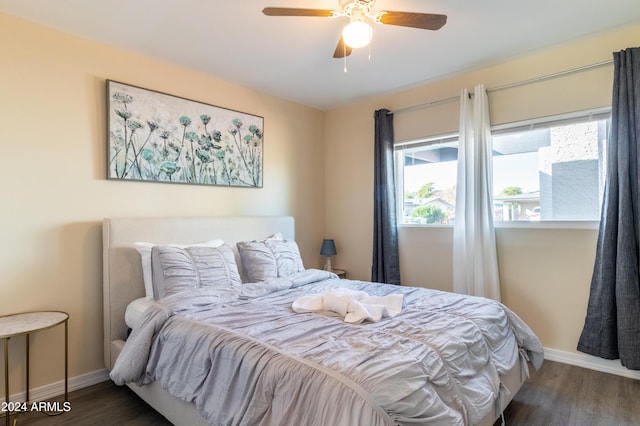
135,239 -> 224,299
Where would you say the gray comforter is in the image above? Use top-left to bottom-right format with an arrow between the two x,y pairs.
111,269 -> 543,426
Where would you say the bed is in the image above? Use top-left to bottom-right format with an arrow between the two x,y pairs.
103,216 -> 543,426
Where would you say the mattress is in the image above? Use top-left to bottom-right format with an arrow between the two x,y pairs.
124,297 -> 154,330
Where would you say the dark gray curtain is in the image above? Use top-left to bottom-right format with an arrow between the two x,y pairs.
372,109 -> 401,285
577,47 -> 640,370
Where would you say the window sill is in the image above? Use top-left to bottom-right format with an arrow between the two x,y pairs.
399,221 -> 599,230
495,220 -> 599,230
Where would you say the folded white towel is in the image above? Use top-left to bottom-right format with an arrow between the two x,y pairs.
292,288 -> 403,324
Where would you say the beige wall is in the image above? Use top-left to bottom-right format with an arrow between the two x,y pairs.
325,24 -> 640,355
0,13 -> 325,396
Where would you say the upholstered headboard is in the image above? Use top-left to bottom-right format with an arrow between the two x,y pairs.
102,216 -> 295,370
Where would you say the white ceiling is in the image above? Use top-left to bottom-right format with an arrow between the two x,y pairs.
1,0 -> 639,110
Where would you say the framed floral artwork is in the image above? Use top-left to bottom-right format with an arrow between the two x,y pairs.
107,80 -> 263,187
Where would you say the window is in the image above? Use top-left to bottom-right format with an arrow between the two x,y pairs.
395,109 -> 610,224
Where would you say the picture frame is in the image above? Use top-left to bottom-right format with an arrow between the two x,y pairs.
107,80 -> 263,187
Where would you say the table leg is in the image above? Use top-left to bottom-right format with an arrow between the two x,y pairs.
25,334 -> 29,404
64,320 -> 68,402
4,338 -> 9,426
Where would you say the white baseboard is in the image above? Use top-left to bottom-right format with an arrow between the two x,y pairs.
544,347 -> 640,380
6,368 -> 110,403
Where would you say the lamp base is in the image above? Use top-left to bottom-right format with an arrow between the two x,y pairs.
324,257 -> 333,272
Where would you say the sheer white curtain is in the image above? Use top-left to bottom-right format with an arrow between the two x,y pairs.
452,84 -> 501,301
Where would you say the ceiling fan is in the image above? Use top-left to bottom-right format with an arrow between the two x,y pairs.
263,0 -> 447,58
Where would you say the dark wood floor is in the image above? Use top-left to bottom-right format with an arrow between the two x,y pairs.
8,360 -> 640,426
494,360 -> 640,426
6,382 -> 171,426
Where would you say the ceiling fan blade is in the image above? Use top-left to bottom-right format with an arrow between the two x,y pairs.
262,7 -> 335,17
333,36 -> 352,58
377,11 -> 447,30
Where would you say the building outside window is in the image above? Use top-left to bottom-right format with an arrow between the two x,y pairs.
395,109 -> 609,225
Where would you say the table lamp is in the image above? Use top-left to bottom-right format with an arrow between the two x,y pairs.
320,239 -> 337,271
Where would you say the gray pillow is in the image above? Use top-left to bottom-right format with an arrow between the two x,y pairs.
151,244 -> 241,299
237,239 -> 305,282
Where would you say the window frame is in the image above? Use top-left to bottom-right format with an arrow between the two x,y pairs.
394,107 -> 611,229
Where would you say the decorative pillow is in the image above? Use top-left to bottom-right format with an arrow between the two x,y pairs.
237,239 -> 304,282
135,239 -> 224,299
150,244 -> 241,300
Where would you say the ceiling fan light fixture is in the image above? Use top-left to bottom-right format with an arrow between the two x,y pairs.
342,20 -> 372,48
262,3 -> 448,59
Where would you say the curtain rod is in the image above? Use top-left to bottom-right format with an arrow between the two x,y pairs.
388,59 -> 614,116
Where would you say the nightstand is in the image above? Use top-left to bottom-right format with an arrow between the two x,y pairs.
331,269 -> 347,279
0,311 -> 68,426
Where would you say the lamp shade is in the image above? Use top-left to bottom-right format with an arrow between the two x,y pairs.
320,239 -> 337,256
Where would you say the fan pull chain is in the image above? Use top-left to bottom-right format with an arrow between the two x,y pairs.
343,43 -> 348,72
